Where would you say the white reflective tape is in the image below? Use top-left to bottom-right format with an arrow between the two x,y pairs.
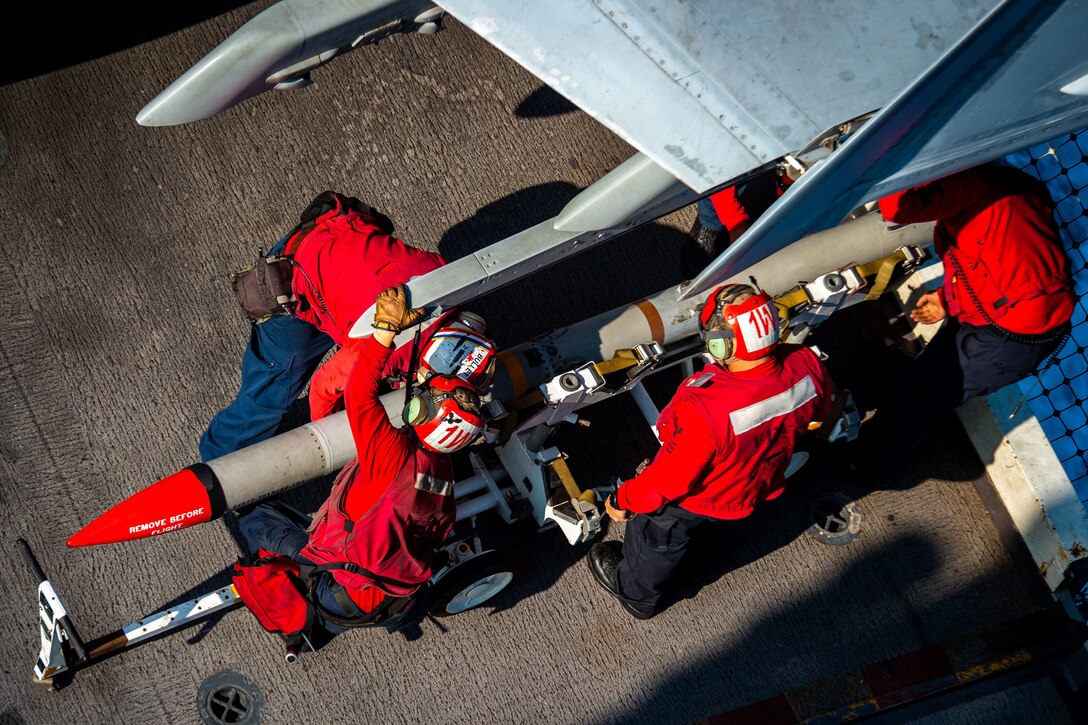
415,472 -> 455,497
122,586 -> 239,643
730,375 -> 817,435
687,372 -> 715,388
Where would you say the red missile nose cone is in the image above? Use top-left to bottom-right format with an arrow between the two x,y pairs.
67,468 -> 214,547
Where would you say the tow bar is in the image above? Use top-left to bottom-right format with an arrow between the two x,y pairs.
19,538 -> 241,690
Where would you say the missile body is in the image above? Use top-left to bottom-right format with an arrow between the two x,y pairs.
69,214 -> 933,547
489,213 -> 934,401
67,411 -> 358,547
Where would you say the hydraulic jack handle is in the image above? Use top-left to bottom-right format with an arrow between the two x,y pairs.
18,538 -> 89,664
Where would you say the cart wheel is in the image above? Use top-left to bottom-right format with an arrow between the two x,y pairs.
428,550 -> 516,617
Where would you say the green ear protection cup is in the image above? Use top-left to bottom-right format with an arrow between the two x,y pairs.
707,336 -> 732,362
402,394 -> 426,426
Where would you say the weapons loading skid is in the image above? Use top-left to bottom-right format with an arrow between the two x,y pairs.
69,213 -> 934,548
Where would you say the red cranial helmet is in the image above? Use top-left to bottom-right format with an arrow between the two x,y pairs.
417,325 -> 497,390
698,283 -> 780,363
402,374 -> 485,453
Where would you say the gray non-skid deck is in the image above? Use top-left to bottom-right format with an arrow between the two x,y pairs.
0,5 -> 1077,723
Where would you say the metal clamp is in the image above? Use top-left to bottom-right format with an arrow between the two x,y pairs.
542,363 -> 605,404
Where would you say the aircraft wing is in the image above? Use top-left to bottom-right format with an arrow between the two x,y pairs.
138,0 -> 1088,314
140,0 -> 999,191
439,0 -> 1088,298
683,0 -> 1088,296
435,0 -> 1000,193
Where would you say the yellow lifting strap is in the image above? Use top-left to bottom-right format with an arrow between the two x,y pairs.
506,348 -> 642,414
858,247 -> 910,301
548,455 -> 596,504
772,247 -> 912,319
773,288 -> 810,321
593,348 -> 642,377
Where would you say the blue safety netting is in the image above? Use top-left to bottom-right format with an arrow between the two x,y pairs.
1005,132 -> 1088,505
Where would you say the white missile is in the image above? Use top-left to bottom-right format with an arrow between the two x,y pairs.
68,213 -> 933,546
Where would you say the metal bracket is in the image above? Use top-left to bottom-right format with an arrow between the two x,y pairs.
514,363 -> 606,434
544,497 -> 603,545
779,244 -> 930,344
825,389 -> 863,442
21,537 -> 242,689
33,578 -> 75,688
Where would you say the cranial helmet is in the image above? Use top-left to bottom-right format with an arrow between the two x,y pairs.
417,326 -> 497,390
402,374 -> 485,453
416,317 -> 497,390
698,283 -> 780,363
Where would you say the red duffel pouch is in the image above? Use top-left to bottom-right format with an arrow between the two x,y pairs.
232,549 -> 310,636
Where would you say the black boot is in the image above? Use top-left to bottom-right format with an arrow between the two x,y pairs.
586,542 -> 656,620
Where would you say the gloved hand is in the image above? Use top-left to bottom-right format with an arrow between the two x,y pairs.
605,492 -> 633,523
373,285 -> 425,332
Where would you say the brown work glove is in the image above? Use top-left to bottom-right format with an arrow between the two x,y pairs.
373,285 -> 425,332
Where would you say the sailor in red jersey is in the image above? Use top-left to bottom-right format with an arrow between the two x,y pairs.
684,165 -> 795,276
200,192 -> 446,461
587,284 -> 833,619
856,162 -> 1074,468
237,285 -> 490,636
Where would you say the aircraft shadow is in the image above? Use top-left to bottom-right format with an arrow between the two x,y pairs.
437,181 -> 582,262
514,85 -> 580,119
1,1 -> 258,86
438,183 -> 693,351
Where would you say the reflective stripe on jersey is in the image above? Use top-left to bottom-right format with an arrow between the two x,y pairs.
415,472 -> 454,497
729,375 -> 817,435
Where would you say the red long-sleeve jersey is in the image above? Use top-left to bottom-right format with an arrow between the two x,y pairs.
617,345 -> 832,518
878,165 -> 1073,335
321,335 -> 453,611
291,212 -> 445,345
708,170 -> 793,232
290,210 -> 445,419
308,309 -> 462,421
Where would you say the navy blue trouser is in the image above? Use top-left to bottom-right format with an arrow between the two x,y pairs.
696,197 -> 726,232
237,503 -> 422,635
860,318 -> 1061,462
617,504 -> 724,609
199,236 -> 335,461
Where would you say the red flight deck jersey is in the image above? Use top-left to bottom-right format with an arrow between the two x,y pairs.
307,309 -> 461,422
289,209 -> 447,420
290,212 -> 445,345
878,165 -> 1074,335
617,345 -> 832,519
708,170 -> 793,231
302,335 -> 456,612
